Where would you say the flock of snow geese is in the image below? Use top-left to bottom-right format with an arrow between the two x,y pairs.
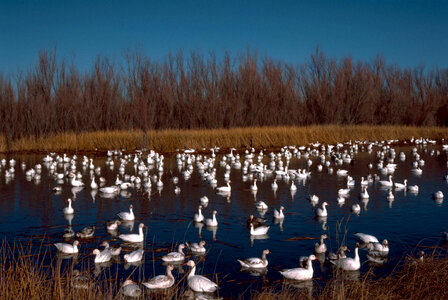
3,137 -> 448,297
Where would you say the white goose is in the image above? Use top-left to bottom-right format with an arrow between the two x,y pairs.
70,175 -> 84,187
249,223 -> 269,236
92,248 -> 112,263
194,206 -> 204,223
255,201 -> 268,210
360,186 -> 369,199
434,191 -> 444,199
143,265 -> 175,289
117,205 -> 135,221
315,202 -> 328,217
124,248 -> 144,263
279,254 -> 317,280
162,244 -> 186,262
237,249 -> 270,269
216,181 -> 231,193
205,210 -> 218,227
387,191 -> 395,201
63,198 -> 74,215
334,243 -> 360,271
290,181 -> 297,191
187,241 -> 207,253
351,203 -> 361,213
378,175 -> 393,187
273,206 -> 285,219
100,241 -> 121,256
338,188 -> 350,196
314,234 -> 328,254
354,232 -> 379,243
408,185 -> 419,193
394,179 -> 407,190
90,176 -> 98,189
54,240 -> 80,254
185,260 -> 218,293
271,179 -> 278,190
367,240 -> 389,255
250,179 -> 258,191
118,223 -> 145,243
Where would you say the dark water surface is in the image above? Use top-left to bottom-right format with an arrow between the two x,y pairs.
0,143 -> 447,298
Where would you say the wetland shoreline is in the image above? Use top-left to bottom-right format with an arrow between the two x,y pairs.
0,125 -> 447,154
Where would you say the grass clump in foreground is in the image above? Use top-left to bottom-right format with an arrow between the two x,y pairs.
0,125 -> 447,154
253,251 -> 448,300
2,240 -> 448,300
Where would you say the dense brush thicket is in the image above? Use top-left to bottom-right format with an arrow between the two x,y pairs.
0,48 -> 447,148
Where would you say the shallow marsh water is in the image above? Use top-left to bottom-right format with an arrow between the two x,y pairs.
0,143 -> 447,298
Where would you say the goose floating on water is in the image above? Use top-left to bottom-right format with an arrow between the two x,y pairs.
143,264 -> 175,290
279,254 -> 317,281
238,249 -> 270,269
185,260 -> 218,293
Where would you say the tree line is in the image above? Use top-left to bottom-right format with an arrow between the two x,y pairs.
0,48 -> 447,148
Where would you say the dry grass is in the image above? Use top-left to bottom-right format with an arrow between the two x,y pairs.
253,253 -> 448,300
0,125 -> 447,154
3,241 -> 448,299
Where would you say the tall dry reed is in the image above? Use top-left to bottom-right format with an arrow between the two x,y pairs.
0,125 -> 447,154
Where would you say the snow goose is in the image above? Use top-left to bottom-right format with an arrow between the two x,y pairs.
124,248 -> 144,263
255,201 -> 268,210
76,225 -> 95,238
106,220 -> 121,231
92,248 -> 112,263
314,234 -> 328,254
54,240 -> 80,254
338,188 -> 350,196
90,176 -> 98,189
161,244 -> 186,262
118,223 -> 145,243
367,240 -> 389,255
216,181 -> 231,193
271,179 -> 278,190
237,249 -> 270,269
273,206 -> 285,219
194,205 -> 204,223
121,280 -> 141,297
205,210 -> 218,227
143,264 -> 175,289
408,185 -> 419,193
100,241 -> 121,256
70,175 -> 84,187
290,181 -> 297,191
186,241 -> 207,254
185,260 -> 218,293
327,245 -> 349,262
279,254 -> 317,281
117,204 -> 135,221
249,223 -> 269,236
387,191 -> 394,201
394,179 -> 407,190
200,196 -> 209,205
315,202 -> 328,217
351,203 -> 361,214
354,232 -> 379,243
333,243 -> 361,271
434,191 -> 444,199
63,198 -> 74,215
360,186 -> 369,199
250,179 -> 258,191
378,175 -> 393,187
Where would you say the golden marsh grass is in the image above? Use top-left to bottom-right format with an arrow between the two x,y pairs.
0,126 -> 447,154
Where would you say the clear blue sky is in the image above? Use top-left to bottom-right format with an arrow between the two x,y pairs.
1,0 -> 447,74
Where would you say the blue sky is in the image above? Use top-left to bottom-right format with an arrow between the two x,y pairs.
1,0 -> 447,74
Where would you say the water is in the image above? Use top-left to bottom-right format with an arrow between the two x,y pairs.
0,143 -> 447,298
